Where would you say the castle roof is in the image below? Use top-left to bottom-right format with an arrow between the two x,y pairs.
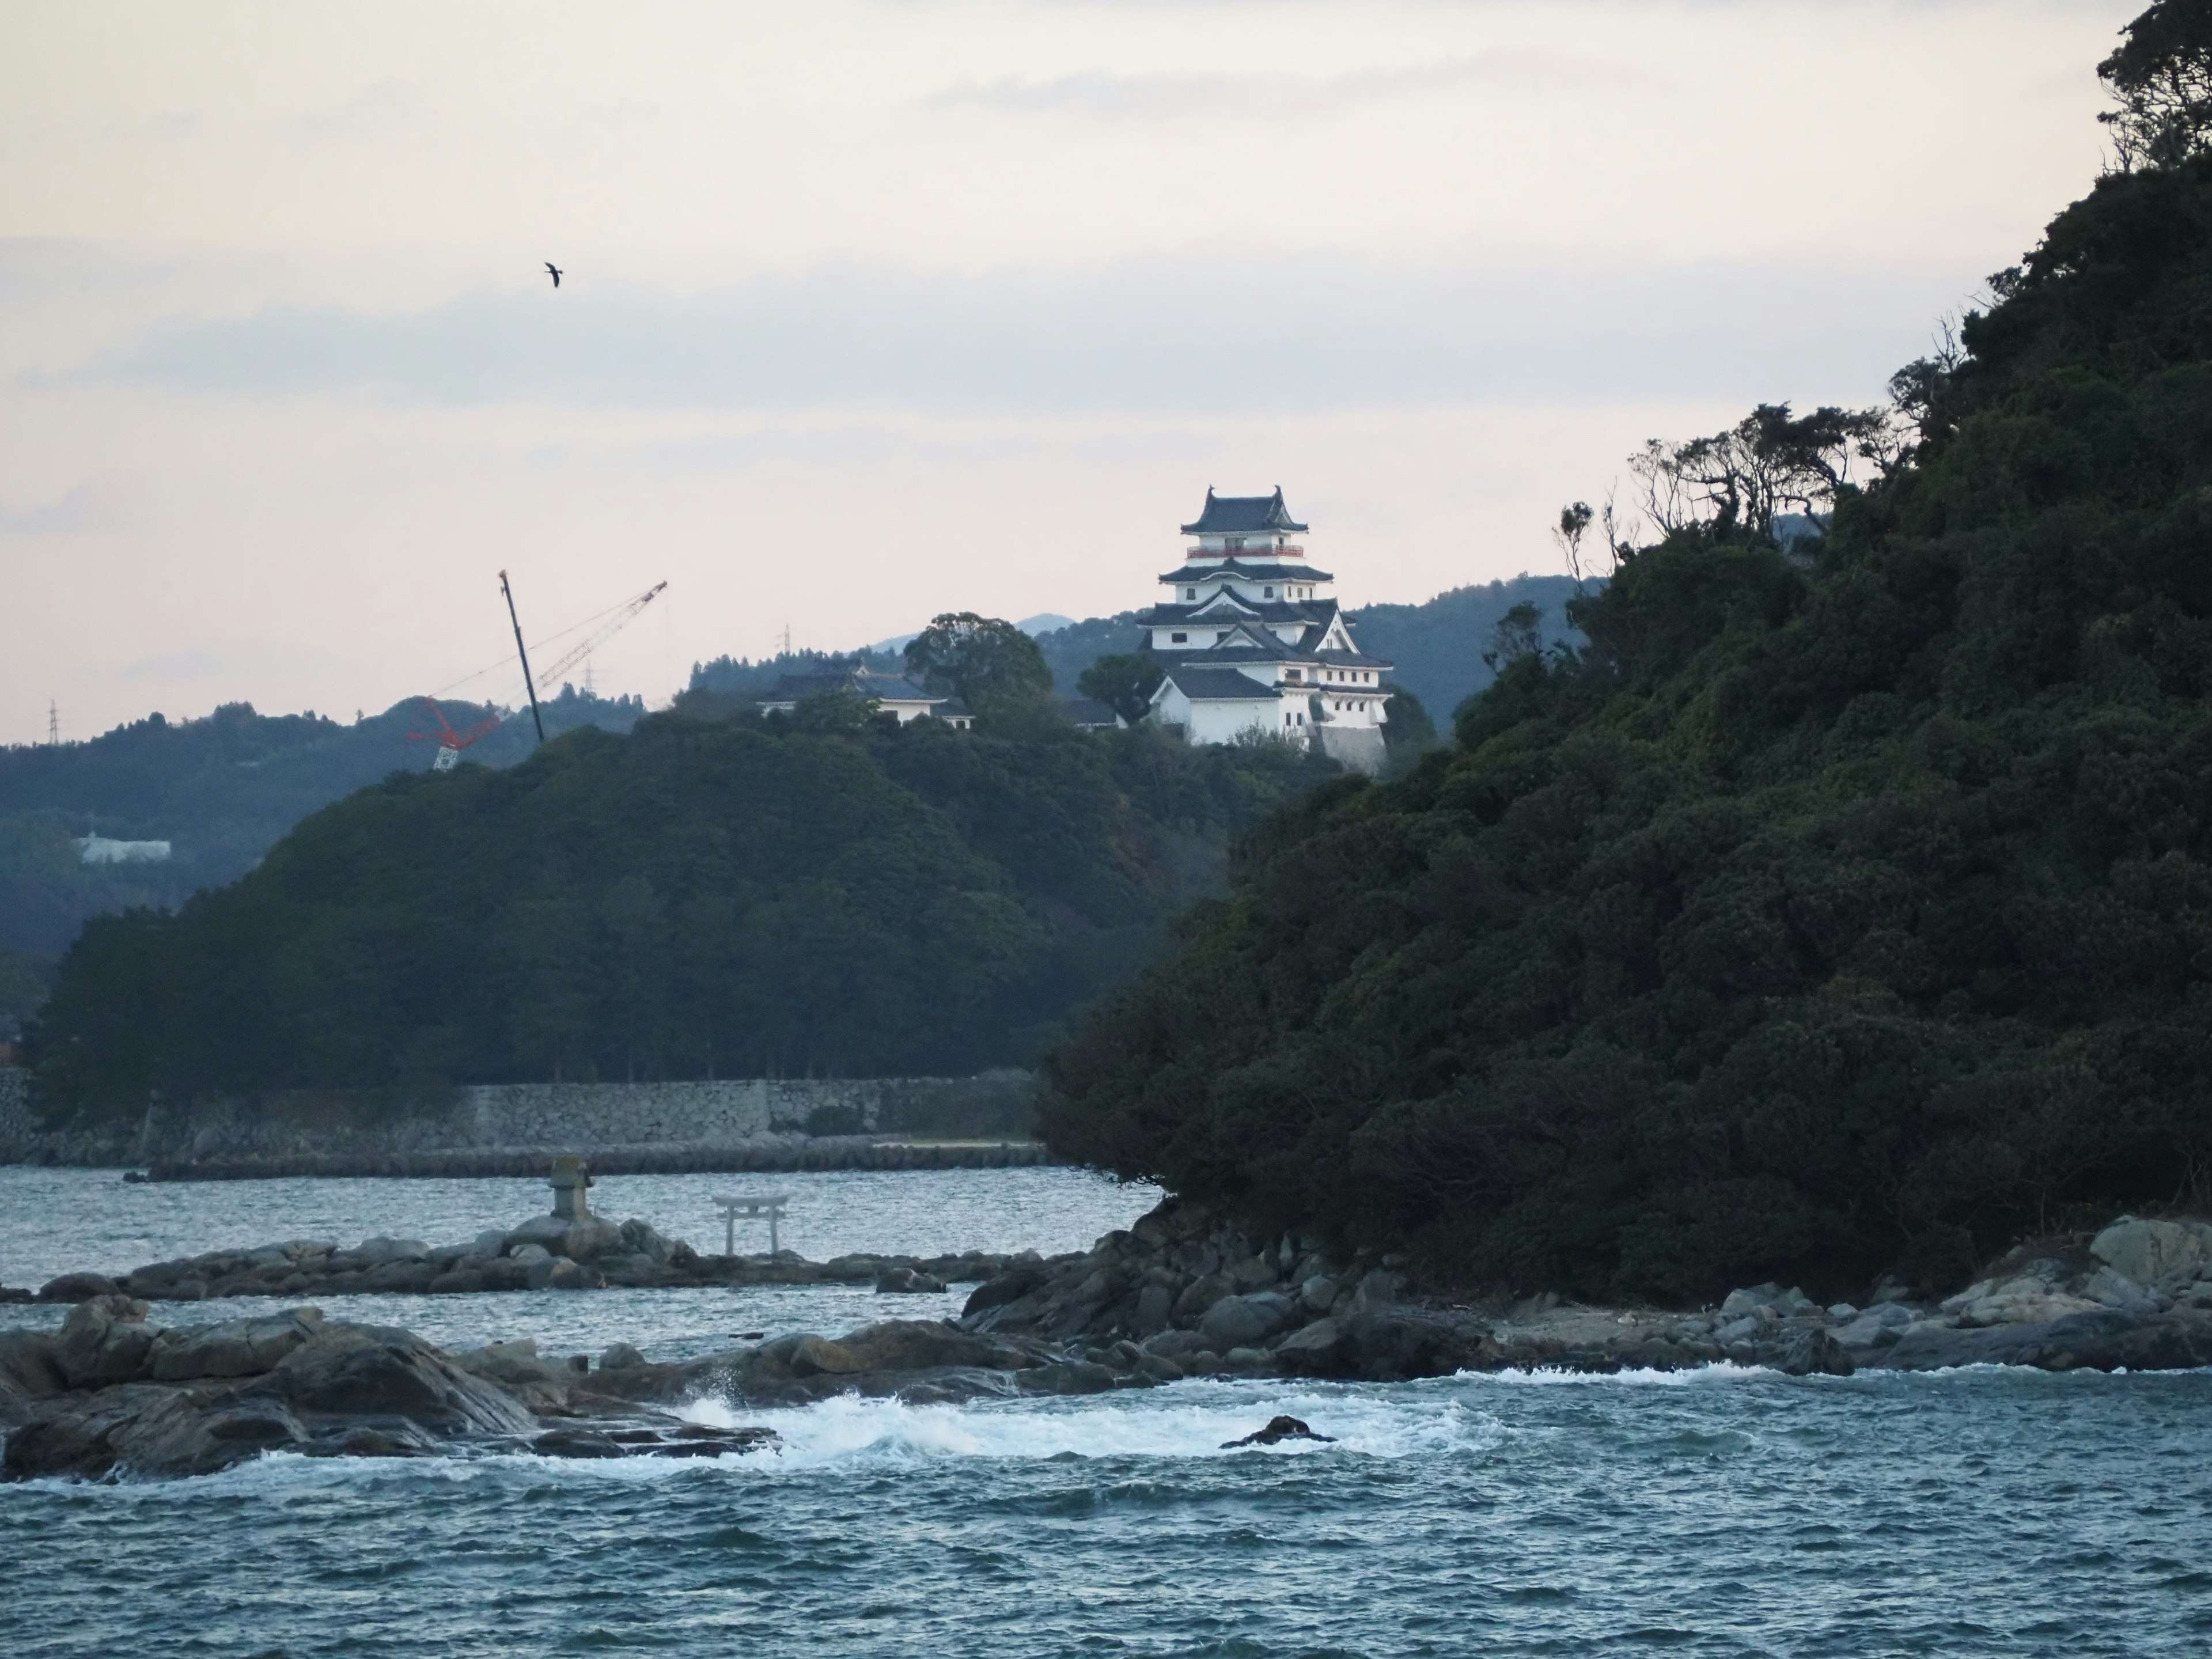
1180,487 -> 1308,536
1138,599 -> 1334,628
1157,560 -> 1335,584
1158,666 -> 1289,702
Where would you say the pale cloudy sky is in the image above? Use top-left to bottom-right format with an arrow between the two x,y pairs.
0,0 -> 2142,742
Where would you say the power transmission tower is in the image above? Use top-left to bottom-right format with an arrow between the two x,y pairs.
47,700 -> 58,745
780,623 -> 791,658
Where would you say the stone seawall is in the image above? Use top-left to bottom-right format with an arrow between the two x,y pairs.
0,1069 -> 1049,1173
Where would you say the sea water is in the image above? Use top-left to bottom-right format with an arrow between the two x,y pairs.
3,1169 -> 2210,1655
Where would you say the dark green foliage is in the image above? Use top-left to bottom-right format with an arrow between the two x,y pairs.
903,614 -> 1054,714
685,647 -> 906,703
1077,653 -> 1166,726
0,944 -> 47,1041
2100,0 -> 2212,171
25,714 -> 1336,1119
1043,153 -> 2212,1304
1380,687 -> 1436,767
1348,577 -> 1586,718
0,691 -> 642,962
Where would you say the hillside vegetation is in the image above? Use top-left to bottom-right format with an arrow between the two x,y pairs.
24,710 -> 1335,1118
1044,143 -> 2212,1301
0,688 -> 641,964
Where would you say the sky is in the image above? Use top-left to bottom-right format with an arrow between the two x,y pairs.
0,0 -> 2146,743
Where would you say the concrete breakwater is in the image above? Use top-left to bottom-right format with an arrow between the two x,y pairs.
137,1137 -> 1057,1181
0,1069 -> 1047,1173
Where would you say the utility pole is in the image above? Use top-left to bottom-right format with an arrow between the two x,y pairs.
498,570 -> 547,745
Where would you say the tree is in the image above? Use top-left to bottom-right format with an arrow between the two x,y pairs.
1481,603 -> 1545,672
904,614 -> 1054,714
2100,1 -> 2212,172
1077,653 -> 1165,726
1378,684 -> 1435,763
1628,403 -> 1891,541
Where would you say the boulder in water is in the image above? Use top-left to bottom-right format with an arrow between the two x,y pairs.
36,1272 -> 119,1305
1777,1328 -> 1855,1377
1221,1415 -> 1335,1449
875,1267 -> 948,1294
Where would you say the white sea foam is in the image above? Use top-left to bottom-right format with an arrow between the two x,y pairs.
1457,1362 -> 1785,1388
678,1381 -> 1501,1470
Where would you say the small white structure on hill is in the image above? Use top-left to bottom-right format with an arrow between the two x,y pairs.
77,835 -> 172,865
1140,488 -> 1392,772
756,665 -> 973,729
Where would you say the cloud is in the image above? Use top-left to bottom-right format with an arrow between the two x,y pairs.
91,252 -> 1967,416
120,641 -> 362,684
925,49 -> 1669,119
289,79 -> 431,141
0,472 -> 145,535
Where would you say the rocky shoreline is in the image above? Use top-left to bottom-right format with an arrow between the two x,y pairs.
958,1201 -> 2212,1381
7,1199 -> 2211,1482
6,1213 -> 1052,1305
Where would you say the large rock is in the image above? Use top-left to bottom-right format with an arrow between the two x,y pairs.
0,1331 -> 66,1427
1132,1284 -> 1174,1336
1273,1309 -> 1486,1381
1198,1291 -> 1299,1350
1880,1309 -> 2212,1372
252,1324 -> 538,1437
960,1261 -> 1053,1317
2090,1218 -> 2212,1287
1941,1266 -> 2103,1328
147,1309 -> 325,1381
2,1384 -> 308,1481
35,1272 -> 119,1305
875,1267 -> 948,1294
351,1237 -> 430,1268
55,1294 -> 157,1387
1273,1317 -> 1346,1372
2083,1265 -> 2160,1315
1777,1328 -> 1855,1377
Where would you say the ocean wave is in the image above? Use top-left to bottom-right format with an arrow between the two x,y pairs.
678,1382 -> 1503,1469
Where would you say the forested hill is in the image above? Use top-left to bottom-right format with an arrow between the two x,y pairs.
1043,143 -> 2212,1304
0,687 -> 642,966
23,710 -> 1336,1116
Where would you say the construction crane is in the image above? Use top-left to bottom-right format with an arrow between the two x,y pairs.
499,570 -> 546,745
407,698 -> 502,772
534,581 -> 668,690
494,574 -> 669,750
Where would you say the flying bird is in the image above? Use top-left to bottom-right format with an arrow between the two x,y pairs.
545,262 -> 563,289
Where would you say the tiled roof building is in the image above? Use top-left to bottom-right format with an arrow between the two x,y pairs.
1140,490 -> 1391,772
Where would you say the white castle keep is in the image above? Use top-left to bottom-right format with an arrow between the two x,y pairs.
1141,488 -> 1392,773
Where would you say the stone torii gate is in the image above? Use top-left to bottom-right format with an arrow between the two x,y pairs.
713,1191 -> 793,1259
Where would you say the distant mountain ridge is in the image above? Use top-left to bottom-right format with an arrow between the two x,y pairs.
0,688 -> 643,965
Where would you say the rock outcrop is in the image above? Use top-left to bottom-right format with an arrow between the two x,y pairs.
24,1221 -> 1060,1306
0,1300 -> 794,1482
955,1199 -> 2212,1381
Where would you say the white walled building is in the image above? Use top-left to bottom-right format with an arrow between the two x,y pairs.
1142,488 -> 1392,772
756,665 -> 974,728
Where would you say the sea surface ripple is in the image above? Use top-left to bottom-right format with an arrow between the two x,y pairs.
3,1171 -> 2210,1655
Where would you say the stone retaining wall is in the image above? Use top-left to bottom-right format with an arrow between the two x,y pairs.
0,1069 -> 1044,1172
